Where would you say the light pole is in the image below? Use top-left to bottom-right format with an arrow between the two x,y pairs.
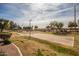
74,4 -> 77,32
29,19 -> 32,39
74,4 -> 76,25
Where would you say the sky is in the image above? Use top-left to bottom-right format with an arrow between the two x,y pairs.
0,3 -> 79,28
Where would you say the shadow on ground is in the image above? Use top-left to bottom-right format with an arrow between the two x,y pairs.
0,32 -> 12,45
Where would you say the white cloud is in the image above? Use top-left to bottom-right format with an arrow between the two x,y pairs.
4,3 -> 78,28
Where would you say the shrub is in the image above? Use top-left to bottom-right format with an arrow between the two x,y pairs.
0,32 -> 12,45
36,49 -> 43,56
0,32 -> 12,40
3,39 -> 11,45
0,53 -> 6,56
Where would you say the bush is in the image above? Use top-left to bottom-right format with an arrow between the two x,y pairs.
36,49 -> 43,56
3,39 -> 11,45
0,53 -> 6,56
0,32 -> 12,45
0,32 -> 12,40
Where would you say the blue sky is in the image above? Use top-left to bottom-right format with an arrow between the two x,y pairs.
0,3 -> 79,28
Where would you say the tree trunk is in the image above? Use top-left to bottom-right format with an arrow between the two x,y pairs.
0,26 -> 4,32
0,28 -> 3,32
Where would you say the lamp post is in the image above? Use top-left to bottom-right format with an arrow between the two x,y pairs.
29,19 -> 32,39
74,4 -> 76,25
74,4 -> 77,32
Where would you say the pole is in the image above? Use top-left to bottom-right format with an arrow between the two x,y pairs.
74,4 -> 76,24
29,19 -> 32,39
74,4 -> 77,32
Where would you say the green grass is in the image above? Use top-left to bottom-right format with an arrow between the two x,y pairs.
0,32 -> 11,35
23,36 -> 79,56
0,53 -> 6,56
10,36 -> 57,56
10,32 -> 79,56
74,33 -> 79,50
0,32 -> 12,39
0,52 -> 7,56
43,32 -> 74,36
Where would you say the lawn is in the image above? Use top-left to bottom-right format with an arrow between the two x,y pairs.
74,33 -> 79,50
10,33 -> 57,56
9,32 -> 79,56
43,31 -> 74,37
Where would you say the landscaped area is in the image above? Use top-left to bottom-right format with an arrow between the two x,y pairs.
0,3 -> 79,56
0,31 -> 79,56
8,32 -> 78,56
74,33 -> 79,50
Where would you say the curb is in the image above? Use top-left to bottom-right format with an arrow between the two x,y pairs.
12,43 -> 23,56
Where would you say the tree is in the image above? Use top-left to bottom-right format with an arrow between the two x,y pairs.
49,21 -> 58,29
0,20 -> 4,32
46,25 -> 50,29
0,18 -> 9,32
34,25 -> 38,30
49,21 -> 64,32
0,18 -> 18,32
57,22 -> 63,29
9,21 -> 16,30
4,20 -> 11,30
68,21 -> 77,28
23,26 -> 33,31
68,21 -> 78,32
77,20 -> 79,27
46,25 -> 50,31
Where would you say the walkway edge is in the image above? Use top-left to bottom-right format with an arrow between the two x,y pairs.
12,43 -> 23,56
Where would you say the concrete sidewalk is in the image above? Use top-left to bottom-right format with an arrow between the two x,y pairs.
0,43 -> 21,56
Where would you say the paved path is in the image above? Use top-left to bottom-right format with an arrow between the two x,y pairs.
18,32 -> 74,47
0,43 -> 21,56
